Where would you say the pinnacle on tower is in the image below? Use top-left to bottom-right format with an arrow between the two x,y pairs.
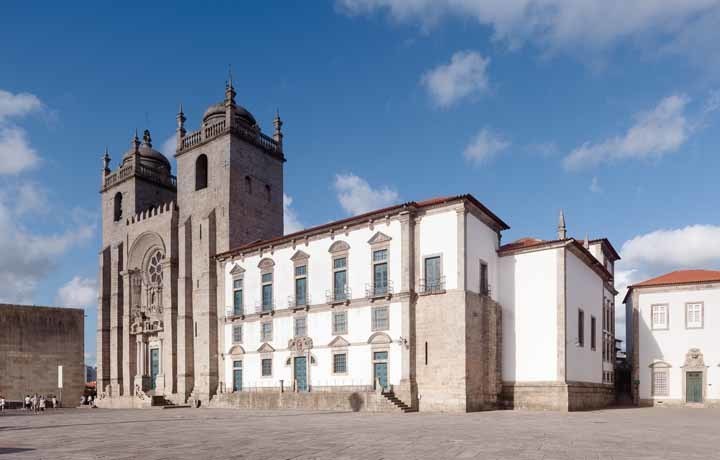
225,65 -> 236,104
557,209 -> 567,240
273,108 -> 283,148
132,129 -> 140,154
102,147 -> 111,177
142,129 -> 152,147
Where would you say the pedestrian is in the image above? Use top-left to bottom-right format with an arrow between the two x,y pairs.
80,395 -> 85,406
52,395 -> 58,409
31,394 -> 37,413
24,395 -> 30,410
88,395 -> 94,407
39,396 -> 46,412
0,395 -> 5,414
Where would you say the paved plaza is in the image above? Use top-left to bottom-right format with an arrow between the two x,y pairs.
1,407 -> 719,459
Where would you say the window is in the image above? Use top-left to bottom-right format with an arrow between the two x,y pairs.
333,256 -> 348,301
294,317 -> 307,337
480,261 -> 488,295
265,184 -> 271,202
232,278 -> 243,315
113,192 -> 123,222
652,369 -> 669,396
591,316 -> 596,350
651,304 -> 668,330
372,249 -> 388,296
232,324 -> 242,343
245,175 -> 252,194
372,306 -> 389,331
261,358 -> 272,377
332,311 -> 347,335
686,303 -> 703,329
333,353 -> 347,374
424,256 -> 442,292
261,272 -> 273,311
295,265 -> 307,306
578,309 -> 585,347
195,154 -> 208,190
232,360 -> 242,392
261,321 -> 273,342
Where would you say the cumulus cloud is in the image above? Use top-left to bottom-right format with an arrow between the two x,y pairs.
337,0 -> 720,67
334,173 -> 399,215
563,95 -> 690,170
420,50 -> 490,108
0,125 -> 40,174
283,193 -> 304,234
56,276 -> 97,309
0,89 -> 43,122
463,127 -> 510,165
160,134 -> 176,159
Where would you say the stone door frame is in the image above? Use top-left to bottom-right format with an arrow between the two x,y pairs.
681,348 -> 707,405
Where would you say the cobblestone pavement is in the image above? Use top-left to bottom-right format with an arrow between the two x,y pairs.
1,407 -> 719,459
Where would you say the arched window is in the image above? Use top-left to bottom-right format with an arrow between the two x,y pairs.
195,154 -> 208,190
113,192 -> 122,222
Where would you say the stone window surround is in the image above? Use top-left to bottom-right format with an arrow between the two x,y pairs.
590,315 -> 597,351
577,308 -> 585,348
651,303 -> 669,331
479,258 -> 489,296
684,301 -> 704,330
371,305 -> 390,332
649,361 -> 671,397
332,349 -> 349,376
260,356 -> 273,378
294,264 -> 308,307
369,236 -> 390,298
294,313 -> 307,337
332,309 -> 348,336
232,324 -> 243,344
420,253 -> 444,295
329,241 -> 350,303
258,258 -> 275,310
232,275 -> 244,314
261,320 -> 273,342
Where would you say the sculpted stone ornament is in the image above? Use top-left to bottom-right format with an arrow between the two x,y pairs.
683,348 -> 705,369
288,336 -> 313,352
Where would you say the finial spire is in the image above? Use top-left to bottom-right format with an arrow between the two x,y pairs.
227,64 -> 233,89
557,209 -> 567,240
225,66 -> 236,104
176,103 -> 187,151
102,147 -> 111,177
273,107 -> 284,149
132,129 -> 140,155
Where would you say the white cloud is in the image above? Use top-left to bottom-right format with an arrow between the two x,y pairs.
337,0 -> 720,66
463,127 -> 510,164
563,95 -> 689,170
56,276 -> 97,309
420,50 -> 490,108
283,193 -> 304,234
0,89 -> 42,122
0,192 -> 95,304
589,177 -> 602,193
334,173 -> 400,215
160,135 -> 176,158
0,125 -> 40,174
620,225 -> 720,272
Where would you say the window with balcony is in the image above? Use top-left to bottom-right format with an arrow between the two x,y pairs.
261,272 -> 273,311
233,278 -> 243,315
295,265 -> 307,306
422,255 -> 444,293
333,256 -> 348,301
372,249 -> 388,296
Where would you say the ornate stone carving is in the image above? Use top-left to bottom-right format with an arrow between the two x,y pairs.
288,336 -> 313,352
682,348 -> 706,369
328,240 -> 350,253
367,231 -> 392,245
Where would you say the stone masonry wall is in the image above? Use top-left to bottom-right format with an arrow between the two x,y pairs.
465,293 -> 502,411
0,304 -> 85,405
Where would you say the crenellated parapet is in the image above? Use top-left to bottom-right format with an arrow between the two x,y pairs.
126,201 -> 177,226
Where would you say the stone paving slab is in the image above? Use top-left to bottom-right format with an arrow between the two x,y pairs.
1,407 -> 719,459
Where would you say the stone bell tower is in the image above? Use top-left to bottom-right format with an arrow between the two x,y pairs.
173,76 -> 285,402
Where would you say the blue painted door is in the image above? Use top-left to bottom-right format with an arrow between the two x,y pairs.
232,360 -> 243,392
150,348 -> 159,390
294,357 -> 308,392
373,351 -> 388,391
687,372 -> 703,402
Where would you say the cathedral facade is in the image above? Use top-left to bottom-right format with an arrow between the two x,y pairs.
96,80 -> 285,407
98,83 -> 619,411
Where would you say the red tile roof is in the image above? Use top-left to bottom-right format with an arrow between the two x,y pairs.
498,237 -> 546,252
630,270 -> 720,288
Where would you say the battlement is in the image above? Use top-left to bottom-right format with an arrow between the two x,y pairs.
126,201 -> 177,226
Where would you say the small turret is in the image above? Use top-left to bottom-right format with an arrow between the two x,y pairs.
225,66 -> 237,130
557,209 -> 567,240
176,103 -> 186,151
273,108 -> 283,150
102,147 -> 111,180
142,129 -> 153,147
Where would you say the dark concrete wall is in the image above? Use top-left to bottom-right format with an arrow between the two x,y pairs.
0,304 -> 85,405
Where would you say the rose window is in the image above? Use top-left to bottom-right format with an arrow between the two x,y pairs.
147,251 -> 164,286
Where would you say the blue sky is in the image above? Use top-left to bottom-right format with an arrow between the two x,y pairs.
1,1 -> 719,362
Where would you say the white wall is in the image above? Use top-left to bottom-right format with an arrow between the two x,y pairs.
637,286 -> 720,400
565,250 -> 604,384
417,210 -> 457,290
466,213 -> 499,301
499,248 -> 559,382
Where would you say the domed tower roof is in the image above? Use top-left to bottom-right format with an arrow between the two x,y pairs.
121,129 -> 172,174
202,101 -> 258,128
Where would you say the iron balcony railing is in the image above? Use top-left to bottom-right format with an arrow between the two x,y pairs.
326,286 -> 352,304
287,294 -> 311,309
225,306 -> 245,318
419,276 -> 446,295
365,280 -> 394,299
255,300 -> 275,314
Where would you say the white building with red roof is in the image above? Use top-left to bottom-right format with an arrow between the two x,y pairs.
625,270 -> 720,407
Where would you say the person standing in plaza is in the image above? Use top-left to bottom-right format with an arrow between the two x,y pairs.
0,395 -> 5,414
24,395 -> 30,410
52,395 -> 57,409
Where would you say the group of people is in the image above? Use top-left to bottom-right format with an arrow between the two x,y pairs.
80,395 -> 95,407
23,394 -> 58,413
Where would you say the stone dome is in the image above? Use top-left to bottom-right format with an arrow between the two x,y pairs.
202,101 -> 257,128
121,130 -> 172,173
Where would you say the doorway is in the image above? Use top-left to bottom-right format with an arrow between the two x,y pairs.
294,356 -> 308,392
373,351 -> 388,391
150,348 -> 159,390
686,372 -> 703,403
232,360 -> 243,392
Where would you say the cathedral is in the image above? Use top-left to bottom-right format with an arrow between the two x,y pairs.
97,79 -> 285,407
98,80 -> 619,412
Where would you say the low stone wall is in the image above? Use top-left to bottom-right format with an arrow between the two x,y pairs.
501,381 -> 615,411
95,395 -> 152,409
207,390 -> 397,412
639,398 -> 720,408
